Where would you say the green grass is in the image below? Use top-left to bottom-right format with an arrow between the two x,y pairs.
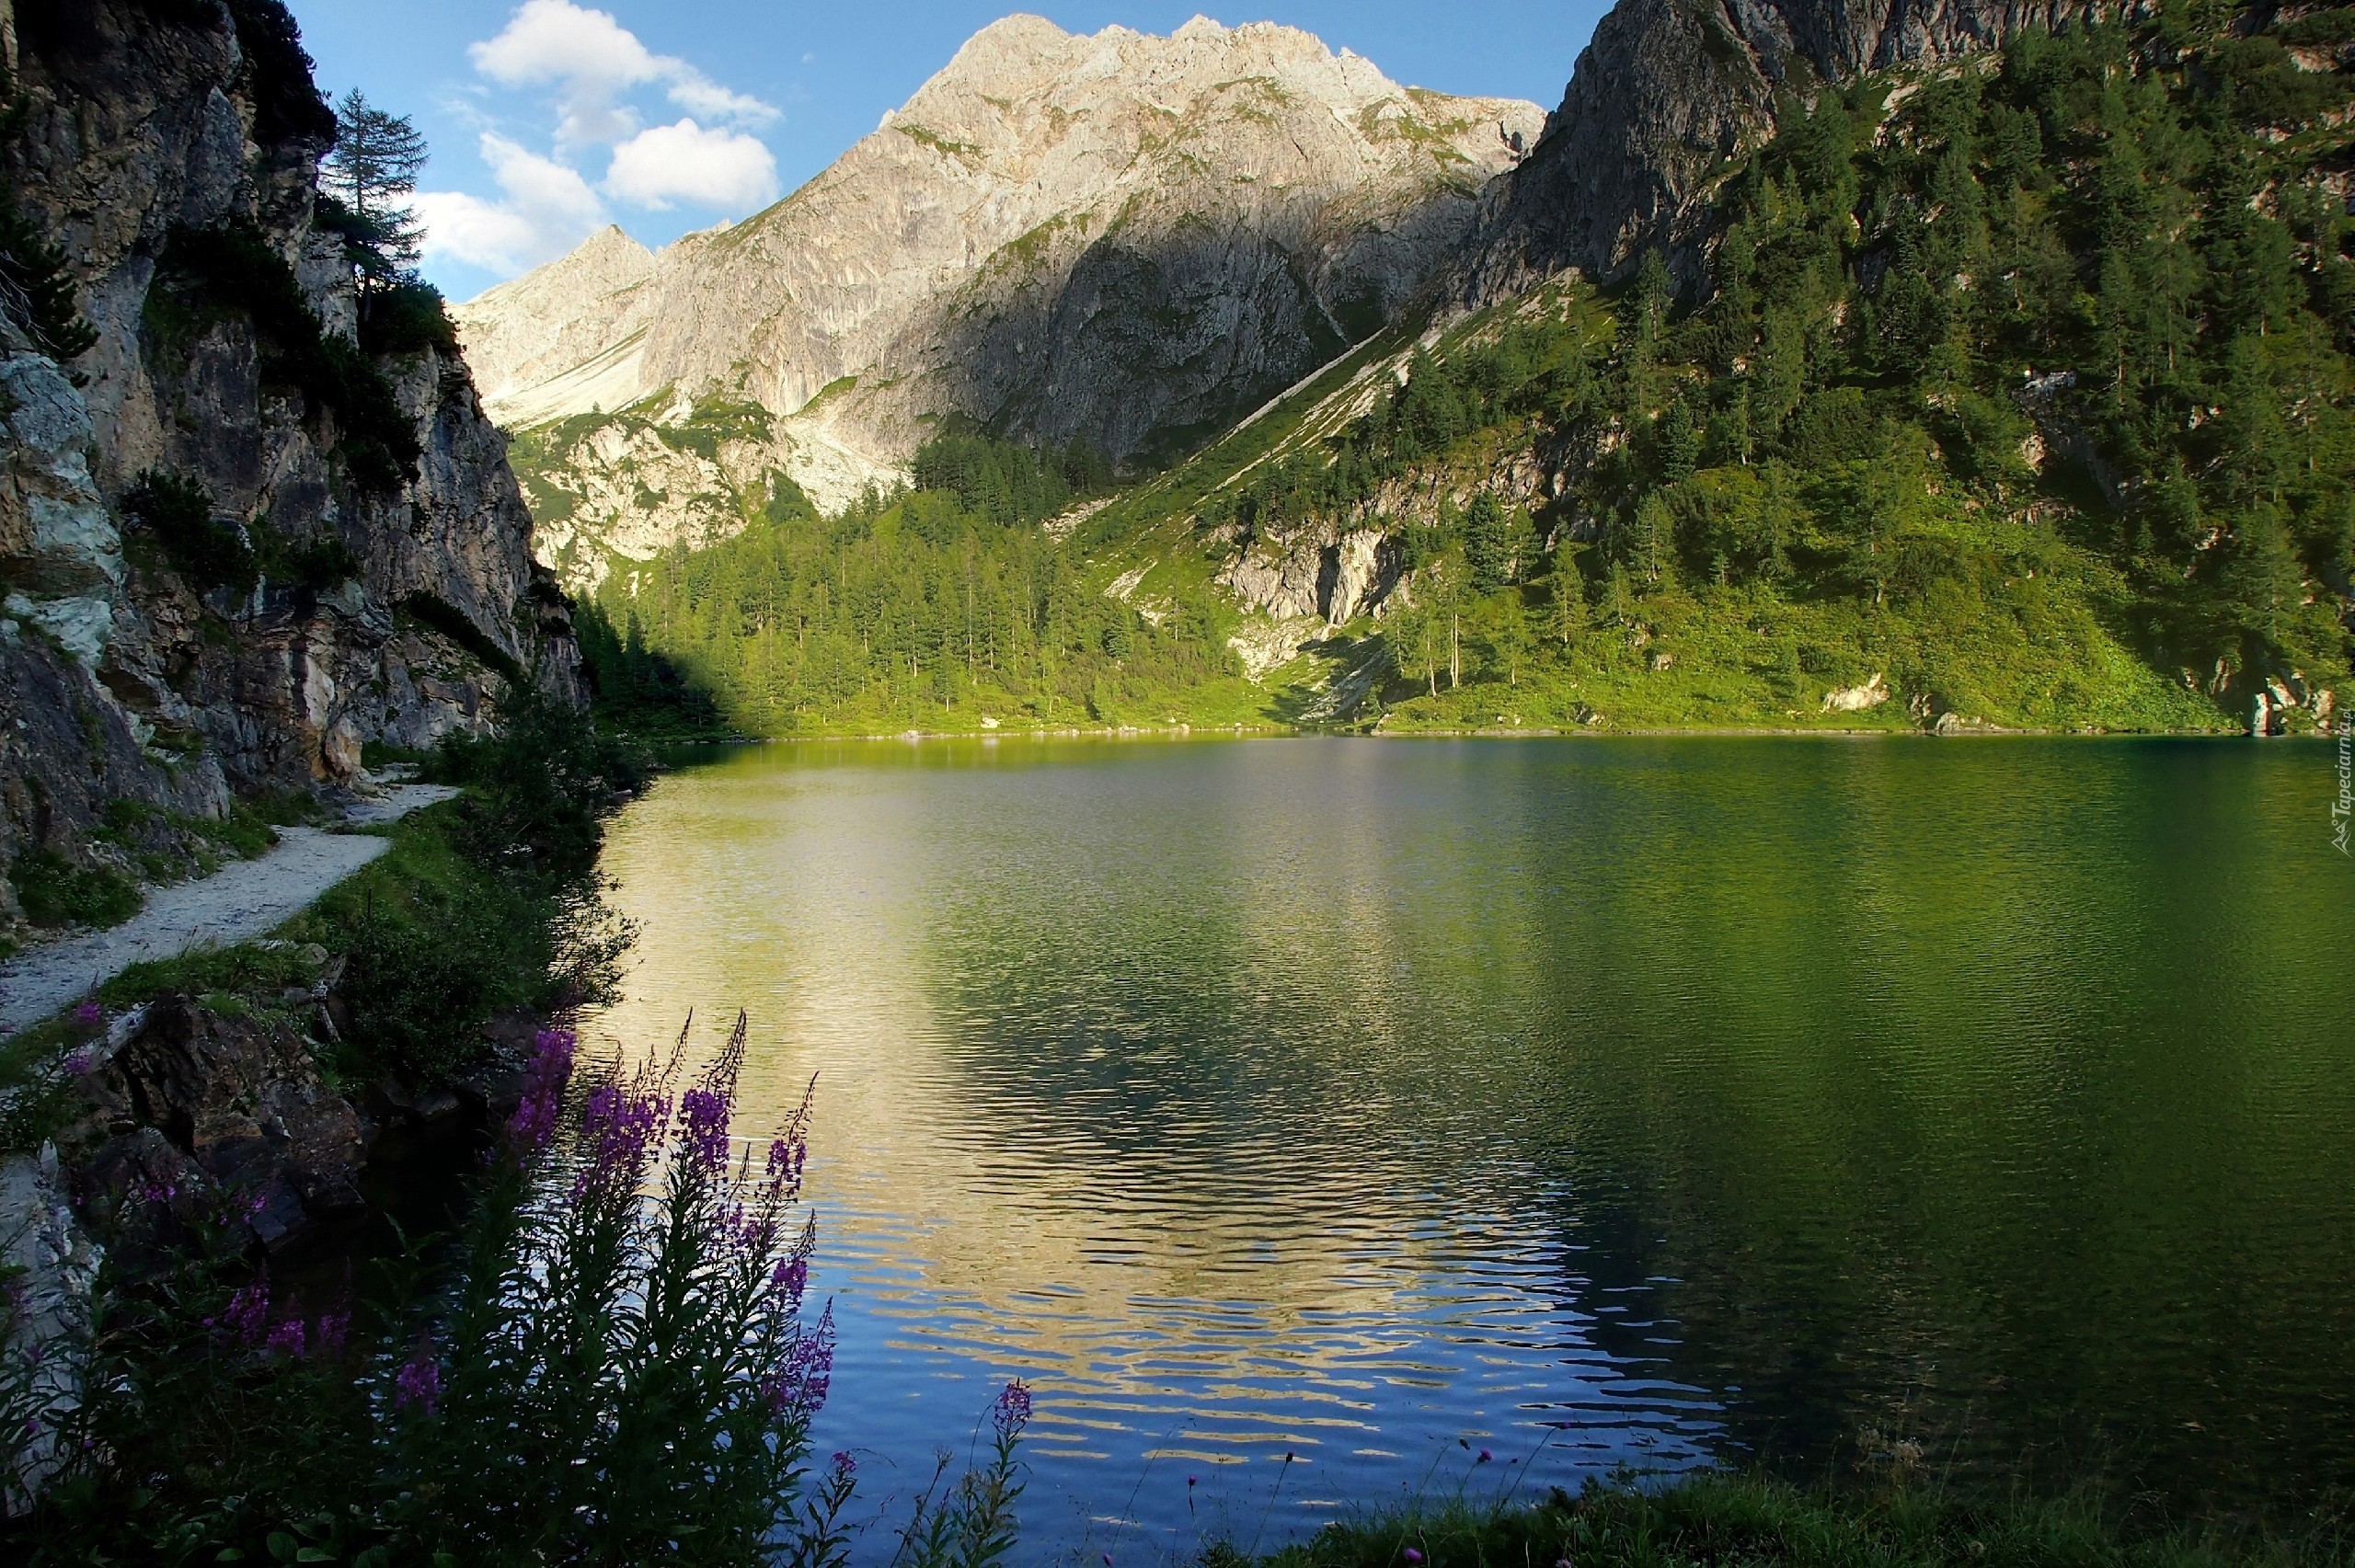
1228,1474 -> 2353,1568
8,851 -> 142,930
96,942 -> 322,1014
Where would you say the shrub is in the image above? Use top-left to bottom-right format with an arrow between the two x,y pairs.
326,866 -> 544,1084
8,850 -> 140,929
359,278 -> 459,357
256,526 -> 360,589
0,63 -> 99,363
286,695 -> 640,1085
121,471 -> 256,593
429,688 -> 651,883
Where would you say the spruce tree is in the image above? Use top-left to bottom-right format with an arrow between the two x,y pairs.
1465,492 -> 1513,592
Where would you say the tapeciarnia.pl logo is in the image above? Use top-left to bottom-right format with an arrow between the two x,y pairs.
2332,714 -> 2351,856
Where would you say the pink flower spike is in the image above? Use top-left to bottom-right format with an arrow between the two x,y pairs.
992,1378 -> 1033,1438
393,1342 -> 442,1415
1405,1551 -> 1424,1564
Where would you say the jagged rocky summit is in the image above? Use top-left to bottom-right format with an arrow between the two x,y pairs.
457,13 -> 1544,587
0,0 -> 579,929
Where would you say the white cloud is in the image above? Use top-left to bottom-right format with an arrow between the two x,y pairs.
417,132 -> 608,273
667,76 -> 779,125
470,0 -> 775,147
604,119 -> 779,211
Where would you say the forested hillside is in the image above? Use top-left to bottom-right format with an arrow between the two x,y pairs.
592,6 -> 2351,737
575,434 -> 1260,734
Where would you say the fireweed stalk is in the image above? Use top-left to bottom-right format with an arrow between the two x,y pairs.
390,1013 -> 836,1560
891,1379 -> 1034,1568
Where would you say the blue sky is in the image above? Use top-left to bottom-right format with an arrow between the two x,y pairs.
291,1 -> 1612,303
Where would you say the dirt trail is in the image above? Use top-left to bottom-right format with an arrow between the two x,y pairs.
0,785 -> 457,1038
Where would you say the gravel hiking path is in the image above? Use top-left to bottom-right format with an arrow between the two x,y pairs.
0,784 -> 459,1038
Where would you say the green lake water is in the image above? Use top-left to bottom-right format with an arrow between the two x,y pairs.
584,735 -> 2355,1553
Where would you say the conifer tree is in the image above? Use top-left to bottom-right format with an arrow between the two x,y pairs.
324,89 -> 427,280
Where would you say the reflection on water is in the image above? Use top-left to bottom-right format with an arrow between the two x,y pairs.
584,736 -> 2355,1555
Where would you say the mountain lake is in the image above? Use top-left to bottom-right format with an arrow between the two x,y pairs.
581,735 -> 2355,1558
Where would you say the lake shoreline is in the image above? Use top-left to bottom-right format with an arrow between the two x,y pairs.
640,720 -> 2278,745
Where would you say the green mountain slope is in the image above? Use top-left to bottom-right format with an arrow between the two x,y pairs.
591,6 -> 2351,738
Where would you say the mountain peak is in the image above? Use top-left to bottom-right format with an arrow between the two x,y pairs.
458,11 -> 1544,532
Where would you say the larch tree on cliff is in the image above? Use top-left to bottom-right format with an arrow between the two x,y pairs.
323,89 -> 426,287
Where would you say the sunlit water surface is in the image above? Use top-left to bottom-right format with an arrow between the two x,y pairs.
582,736 -> 2355,1559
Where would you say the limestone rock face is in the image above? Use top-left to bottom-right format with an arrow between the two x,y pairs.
1461,0 -> 2093,294
456,224 -> 655,423
459,13 -> 1542,584
0,0 -> 579,924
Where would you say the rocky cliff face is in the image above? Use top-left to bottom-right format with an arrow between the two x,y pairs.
1462,0 -> 2093,294
0,0 -> 578,935
460,13 -> 1542,587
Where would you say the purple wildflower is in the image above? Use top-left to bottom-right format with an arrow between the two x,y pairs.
394,1343 -> 442,1416
1477,1448 -> 1493,1464
314,1310 -> 350,1359
264,1318 -> 306,1357
573,1084 -> 665,1201
209,1274 -> 270,1347
72,1001 -> 102,1029
769,1254 -> 808,1307
63,1045 -> 99,1078
679,1086 -> 732,1173
830,1450 -> 857,1477
992,1378 -> 1033,1439
1404,1551 -> 1424,1564
504,1026 -> 576,1159
762,1309 -> 834,1417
